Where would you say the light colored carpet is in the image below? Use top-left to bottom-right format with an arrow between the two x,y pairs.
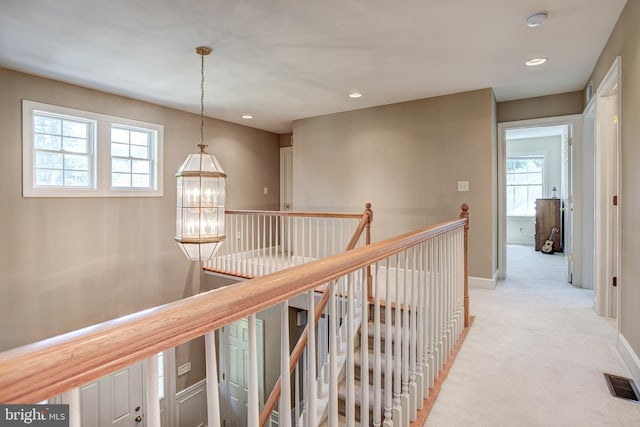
425,245 -> 640,427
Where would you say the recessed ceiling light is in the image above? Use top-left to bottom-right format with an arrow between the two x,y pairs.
348,92 -> 363,98
242,114 -> 253,119
526,12 -> 548,27
525,57 -> 547,67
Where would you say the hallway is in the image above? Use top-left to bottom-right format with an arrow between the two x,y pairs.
425,246 -> 640,426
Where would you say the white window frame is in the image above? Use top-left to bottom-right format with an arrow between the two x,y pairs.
23,100 -> 164,197
506,154 -> 545,217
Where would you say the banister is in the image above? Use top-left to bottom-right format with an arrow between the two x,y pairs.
0,215 -> 466,404
225,208 -> 363,219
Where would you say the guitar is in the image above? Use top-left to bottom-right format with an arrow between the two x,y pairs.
541,227 -> 559,254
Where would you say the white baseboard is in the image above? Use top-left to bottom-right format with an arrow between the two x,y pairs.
618,333 -> 640,385
469,273 -> 497,290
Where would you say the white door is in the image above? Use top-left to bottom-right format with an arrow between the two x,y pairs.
280,147 -> 293,254
280,147 -> 293,212
221,318 -> 264,427
80,362 -> 144,427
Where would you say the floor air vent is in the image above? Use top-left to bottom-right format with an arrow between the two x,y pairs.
604,373 -> 640,402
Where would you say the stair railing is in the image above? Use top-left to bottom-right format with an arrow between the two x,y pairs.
258,204 -> 373,426
204,205 -> 372,279
0,204 -> 469,427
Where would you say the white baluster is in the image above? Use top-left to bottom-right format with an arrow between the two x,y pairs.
280,304 -> 292,427
296,352 -> 302,425
329,280 -> 339,426
346,274 -> 356,426
142,354 -> 161,427
307,290 -> 317,426
248,315 -> 260,427
416,243 -> 425,407
409,247 -> 418,421
401,251 -> 410,424
421,241 -> 430,399
393,254 -> 403,425
361,267 -> 369,427
427,239 -> 436,387
383,258 -> 393,427
62,388 -> 80,427
373,263 -> 382,427
205,332 -> 221,427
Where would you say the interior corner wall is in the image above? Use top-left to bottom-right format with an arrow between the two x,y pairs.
496,91 -> 584,123
0,67 -> 281,353
586,0 -> 640,369
292,88 -> 495,280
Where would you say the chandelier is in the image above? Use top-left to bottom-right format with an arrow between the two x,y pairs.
175,46 -> 226,261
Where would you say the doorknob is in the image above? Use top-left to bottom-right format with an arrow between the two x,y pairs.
135,415 -> 142,423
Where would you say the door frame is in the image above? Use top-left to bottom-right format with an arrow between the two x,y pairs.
594,56 -> 622,324
498,115 -> 583,280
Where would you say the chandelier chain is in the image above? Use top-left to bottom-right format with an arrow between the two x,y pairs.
200,51 -> 205,147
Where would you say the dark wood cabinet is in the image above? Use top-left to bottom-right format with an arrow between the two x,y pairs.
535,198 -> 562,252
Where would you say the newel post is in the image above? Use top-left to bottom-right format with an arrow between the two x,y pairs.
460,204 -> 470,328
365,202 -> 374,300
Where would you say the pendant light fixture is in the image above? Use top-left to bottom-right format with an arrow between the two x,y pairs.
175,46 -> 226,261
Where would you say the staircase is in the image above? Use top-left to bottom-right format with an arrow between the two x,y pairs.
318,303 -> 404,426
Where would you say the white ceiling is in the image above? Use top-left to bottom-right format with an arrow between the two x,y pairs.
0,0 -> 627,134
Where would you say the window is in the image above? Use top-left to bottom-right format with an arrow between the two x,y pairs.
23,100 -> 163,197
111,126 -> 153,189
506,156 -> 544,216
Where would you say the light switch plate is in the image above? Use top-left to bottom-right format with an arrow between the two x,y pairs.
457,181 -> 470,192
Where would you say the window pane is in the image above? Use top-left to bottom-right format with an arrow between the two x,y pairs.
132,160 -> 150,174
528,172 -> 543,184
63,137 -> 88,153
64,154 -> 89,171
530,185 -> 543,201
34,134 -> 61,150
130,131 -> 149,147
36,151 -> 63,169
111,142 -> 129,157
34,115 -> 61,135
64,171 -> 90,187
510,173 -> 528,185
111,127 -> 130,143
63,120 -> 87,138
36,169 -> 63,186
131,145 -> 149,159
112,173 -> 131,187
132,174 -> 150,188
112,158 -> 131,173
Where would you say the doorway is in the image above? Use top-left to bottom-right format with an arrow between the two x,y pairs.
219,317 -> 265,427
498,115 -> 583,283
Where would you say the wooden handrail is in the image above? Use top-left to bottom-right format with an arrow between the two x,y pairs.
259,203 -> 373,425
0,214 -> 465,404
225,209 -> 363,219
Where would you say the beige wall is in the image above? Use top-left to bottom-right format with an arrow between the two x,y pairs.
279,133 -> 293,147
587,1 -> 640,361
497,91 -> 584,123
0,68 -> 280,352
293,89 -> 496,280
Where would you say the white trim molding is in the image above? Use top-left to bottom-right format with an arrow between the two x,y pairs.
618,334 -> 640,385
469,272 -> 498,290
